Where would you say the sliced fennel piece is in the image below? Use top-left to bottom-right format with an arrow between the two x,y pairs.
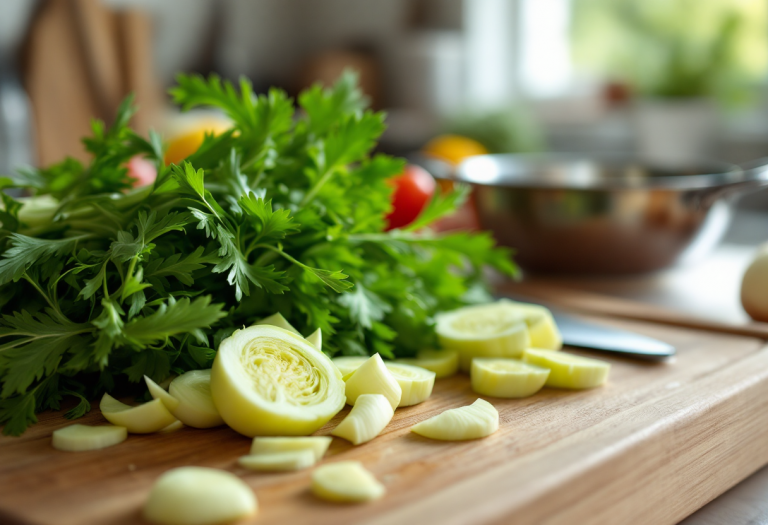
471,359 -> 549,398
52,424 -> 127,452
159,420 -> 184,433
396,348 -> 459,379
146,372 -> 223,429
334,357 -> 434,407
241,451 -> 316,472
436,302 -> 531,371
383,363 -> 435,407
523,349 -> 610,389
211,325 -> 345,437
500,299 -> 562,350
254,312 -> 301,335
143,467 -> 257,525
411,398 -> 499,440
332,394 -> 394,445
332,356 -> 368,377
250,436 -> 332,461
145,376 -> 180,411
306,328 -> 322,351
239,449 -> 317,472
100,394 -> 178,434
344,354 -> 401,410
168,370 -> 224,428
311,461 -> 385,503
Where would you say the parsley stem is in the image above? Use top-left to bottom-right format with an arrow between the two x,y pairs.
254,249 -> 279,266
22,273 -> 69,323
117,256 -> 139,299
300,168 -> 335,207
253,244 -> 307,269
0,329 -> 94,349
103,268 -> 110,297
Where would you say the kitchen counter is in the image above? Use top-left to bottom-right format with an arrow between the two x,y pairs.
523,207 -> 768,524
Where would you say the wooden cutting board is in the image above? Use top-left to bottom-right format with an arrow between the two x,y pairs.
1,315 -> 767,525
500,280 -> 768,339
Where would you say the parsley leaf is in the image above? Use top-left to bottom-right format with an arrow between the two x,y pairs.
143,246 -> 218,286
0,393 -> 37,436
0,234 -> 91,286
0,310 -> 93,397
122,296 -> 226,347
211,225 -> 288,299
337,283 -> 391,329
239,193 -> 299,241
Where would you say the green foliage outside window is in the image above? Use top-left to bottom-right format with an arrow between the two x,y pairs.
572,0 -> 768,104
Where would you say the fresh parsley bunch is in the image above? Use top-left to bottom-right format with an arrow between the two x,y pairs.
0,72 -> 516,435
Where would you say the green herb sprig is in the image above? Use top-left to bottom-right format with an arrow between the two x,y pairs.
0,72 -> 516,435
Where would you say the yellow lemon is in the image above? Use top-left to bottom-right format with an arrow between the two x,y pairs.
164,119 -> 231,166
422,134 -> 488,166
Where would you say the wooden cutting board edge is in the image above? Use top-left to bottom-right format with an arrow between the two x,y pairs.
367,344 -> 768,525
1,315 -> 766,525
500,281 -> 768,340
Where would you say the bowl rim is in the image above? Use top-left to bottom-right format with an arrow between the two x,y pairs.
435,152 -> 762,191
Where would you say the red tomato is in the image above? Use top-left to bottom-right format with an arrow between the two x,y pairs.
385,164 -> 436,230
127,155 -> 157,187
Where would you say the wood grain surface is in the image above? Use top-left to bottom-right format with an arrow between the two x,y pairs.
1,316 -> 766,525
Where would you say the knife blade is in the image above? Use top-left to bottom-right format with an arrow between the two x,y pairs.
551,311 -> 675,361
494,293 -> 676,360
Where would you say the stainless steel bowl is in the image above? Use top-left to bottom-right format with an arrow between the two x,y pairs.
444,153 -> 768,274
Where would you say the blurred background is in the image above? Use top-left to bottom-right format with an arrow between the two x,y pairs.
4,0 -> 768,169
2,0 -> 768,285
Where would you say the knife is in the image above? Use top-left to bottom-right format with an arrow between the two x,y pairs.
495,294 -> 676,360
552,311 -> 675,361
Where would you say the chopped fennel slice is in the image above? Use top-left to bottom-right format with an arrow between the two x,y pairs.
498,299 -> 562,350
522,349 -> 610,389
254,312 -> 301,335
436,302 -> 531,371
343,354 -> 401,410
411,398 -> 499,440
52,424 -> 127,451
211,325 -> 345,437
168,370 -> 224,428
159,420 -> 185,433
470,358 -> 549,398
146,372 -> 223,429
143,467 -> 257,525
100,394 -> 178,434
332,394 -> 394,445
311,461 -> 385,503
306,328 -> 322,351
250,436 -> 332,461
334,357 -> 434,407
145,376 -> 180,411
332,356 -> 368,377
395,348 -> 459,379
239,449 -> 316,472
383,363 -> 435,407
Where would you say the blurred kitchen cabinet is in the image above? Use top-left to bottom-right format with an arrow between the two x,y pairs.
21,0 -> 161,166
